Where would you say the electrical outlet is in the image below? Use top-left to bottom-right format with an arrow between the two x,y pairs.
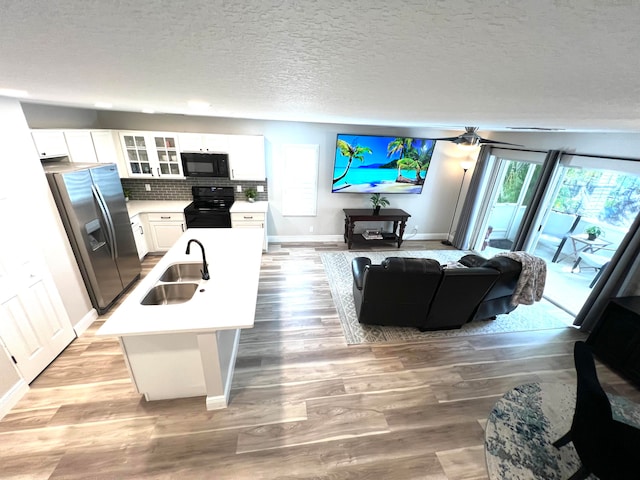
144,184 -> 151,191
236,185 -> 242,192
309,226 -> 314,233
257,185 -> 264,193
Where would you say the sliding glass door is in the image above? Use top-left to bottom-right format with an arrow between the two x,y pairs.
529,164 -> 640,314
469,151 -> 544,255
467,148 -> 640,318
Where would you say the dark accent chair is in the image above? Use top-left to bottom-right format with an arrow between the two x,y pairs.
458,254 -> 522,322
553,341 -> 640,480
351,257 -> 442,328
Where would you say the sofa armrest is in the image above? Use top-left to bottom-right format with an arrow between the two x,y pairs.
351,257 -> 372,291
459,254 -> 487,268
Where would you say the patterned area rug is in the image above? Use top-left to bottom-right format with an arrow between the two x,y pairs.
320,250 -> 574,345
485,382 -> 640,479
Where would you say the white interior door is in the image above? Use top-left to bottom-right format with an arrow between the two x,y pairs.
0,197 -> 75,383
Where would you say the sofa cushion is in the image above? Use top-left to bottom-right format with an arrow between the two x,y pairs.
459,254 -> 487,268
381,257 -> 441,274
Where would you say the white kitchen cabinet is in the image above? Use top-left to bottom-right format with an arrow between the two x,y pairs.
91,130 -> 123,166
119,132 -> 184,179
64,130 -> 98,163
130,214 -> 149,260
178,133 -> 229,153
228,135 -> 266,180
31,130 -> 68,158
230,202 -> 268,251
146,212 -> 186,252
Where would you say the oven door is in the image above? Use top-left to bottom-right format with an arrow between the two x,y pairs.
184,209 -> 231,228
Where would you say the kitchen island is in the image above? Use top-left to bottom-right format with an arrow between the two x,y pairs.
97,227 -> 263,410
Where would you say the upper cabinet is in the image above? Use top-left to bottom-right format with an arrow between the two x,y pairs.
91,131 -> 124,167
31,129 -> 265,181
118,132 -> 184,179
32,129 -> 124,170
228,135 -> 265,181
178,133 -> 229,153
31,130 -> 68,158
64,130 -> 98,163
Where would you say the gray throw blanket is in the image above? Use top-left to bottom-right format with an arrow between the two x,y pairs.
496,251 -> 547,306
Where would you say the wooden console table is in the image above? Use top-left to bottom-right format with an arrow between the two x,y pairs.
343,208 -> 411,249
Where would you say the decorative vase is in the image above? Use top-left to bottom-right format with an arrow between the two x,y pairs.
248,198 -> 255,203
587,233 -> 597,241
373,206 -> 381,215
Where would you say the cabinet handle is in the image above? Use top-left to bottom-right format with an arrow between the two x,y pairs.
160,216 -> 171,219
181,223 -> 185,232
157,168 -> 160,177
139,225 -> 144,234
244,216 -> 253,219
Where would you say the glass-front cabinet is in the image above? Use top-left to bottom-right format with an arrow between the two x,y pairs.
154,135 -> 181,176
119,132 -> 183,179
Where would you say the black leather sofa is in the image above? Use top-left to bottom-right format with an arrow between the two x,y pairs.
458,254 -> 522,322
351,254 -> 522,331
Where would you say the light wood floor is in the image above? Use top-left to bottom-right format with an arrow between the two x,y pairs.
1,240 -> 638,479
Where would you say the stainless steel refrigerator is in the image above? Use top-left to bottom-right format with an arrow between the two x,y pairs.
44,162 -> 141,314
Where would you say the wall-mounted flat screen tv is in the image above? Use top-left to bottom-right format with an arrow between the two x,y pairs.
332,134 -> 436,194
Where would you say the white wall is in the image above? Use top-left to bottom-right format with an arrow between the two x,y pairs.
21,102 -> 100,129
1,97 -> 93,328
94,111 -> 471,239
21,104 -> 640,242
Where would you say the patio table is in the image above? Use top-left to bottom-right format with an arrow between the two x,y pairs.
559,233 -> 611,263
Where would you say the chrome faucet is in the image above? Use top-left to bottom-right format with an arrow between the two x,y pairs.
185,239 -> 210,280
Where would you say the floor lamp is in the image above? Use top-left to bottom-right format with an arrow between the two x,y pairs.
442,160 -> 474,246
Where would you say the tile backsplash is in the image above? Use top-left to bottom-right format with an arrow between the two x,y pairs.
121,177 -> 268,202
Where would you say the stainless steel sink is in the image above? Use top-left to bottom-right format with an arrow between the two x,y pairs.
141,283 -> 199,305
158,263 -> 203,282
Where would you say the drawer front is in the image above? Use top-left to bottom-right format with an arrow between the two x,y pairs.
147,213 -> 184,222
232,221 -> 264,228
231,212 -> 265,222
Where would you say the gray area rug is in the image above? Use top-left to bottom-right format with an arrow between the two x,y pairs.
485,382 -> 640,479
320,250 -> 573,345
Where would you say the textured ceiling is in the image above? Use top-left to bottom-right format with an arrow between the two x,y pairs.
1,0 -> 640,131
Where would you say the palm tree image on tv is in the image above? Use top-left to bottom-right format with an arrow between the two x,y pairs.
333,139 -> 372,185
332,134 -> 436,194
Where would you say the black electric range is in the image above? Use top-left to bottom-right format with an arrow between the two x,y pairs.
184,186 -> 235,228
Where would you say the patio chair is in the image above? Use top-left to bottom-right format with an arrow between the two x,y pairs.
538,211 -> 581,263
572,248 -> 616,288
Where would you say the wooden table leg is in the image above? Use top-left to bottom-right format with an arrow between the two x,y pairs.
343,217 -> 349,244
344,217 -> 355,249
397,219 -> 407,247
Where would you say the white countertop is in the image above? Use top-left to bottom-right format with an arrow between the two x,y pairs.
126,200 -> 191,218
96,228 -> 264,337
229,200 -> 269,213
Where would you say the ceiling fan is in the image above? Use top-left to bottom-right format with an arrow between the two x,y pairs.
434,127 -> 522,147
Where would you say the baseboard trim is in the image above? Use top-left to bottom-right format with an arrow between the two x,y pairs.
73,309 -> 98,337
268,233 -> 444,243
0,379 -> 29,420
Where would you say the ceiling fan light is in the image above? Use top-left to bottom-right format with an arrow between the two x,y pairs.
457,141 -> 479,150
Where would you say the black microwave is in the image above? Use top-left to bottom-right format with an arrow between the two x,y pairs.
181,152 -> 230,177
